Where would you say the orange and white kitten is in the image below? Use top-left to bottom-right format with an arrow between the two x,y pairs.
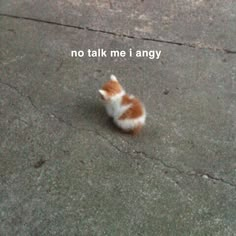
99,75 -> 146,134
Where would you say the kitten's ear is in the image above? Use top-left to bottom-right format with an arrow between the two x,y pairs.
110,74 -> 118,82
99,89 -> 107,100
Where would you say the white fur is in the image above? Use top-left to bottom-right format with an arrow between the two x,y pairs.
114,114 -> 146,131
103,90 -> 146,131
104,90 -> 126,117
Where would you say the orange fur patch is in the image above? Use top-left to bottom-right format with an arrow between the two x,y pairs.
102,80 -> 122,96
121,94 -> 133,105
119,97 -> 143,120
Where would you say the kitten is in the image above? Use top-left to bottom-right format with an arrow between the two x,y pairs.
99,75 -> 146,135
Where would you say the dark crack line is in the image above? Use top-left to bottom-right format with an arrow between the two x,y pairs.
0,81 -> 39,112
1,13 -> 236,54
27,95 -> 38,111
1,80 -> 235,188
49,113 -> 133,157
134,150 -> 183,174
202,174 -> 236,188
133,150 -> 236,188
0,81 -> 24,97
48,114 -> 236,188
50,112 -> 74,128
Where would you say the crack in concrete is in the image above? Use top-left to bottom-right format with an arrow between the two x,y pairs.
1,80 -> 235,188
27,95 -> 38,111
134,150 -> 236,188
136,151 -> 236,188
49,112 -> 74,127
1,13 -> 236,54
49,112 -> 132,156
0,81 -> 24,96
0,81 -> 39,112
50,113 -> 236,188
200,173 -> 236,188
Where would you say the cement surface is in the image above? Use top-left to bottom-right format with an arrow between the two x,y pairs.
0,1 -> 236,235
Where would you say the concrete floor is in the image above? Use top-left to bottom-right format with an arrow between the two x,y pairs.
0,1 -> 236,235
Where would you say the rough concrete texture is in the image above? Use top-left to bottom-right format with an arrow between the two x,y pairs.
0,1 -> 236,235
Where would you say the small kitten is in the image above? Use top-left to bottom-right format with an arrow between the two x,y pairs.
99,75 -> 146,135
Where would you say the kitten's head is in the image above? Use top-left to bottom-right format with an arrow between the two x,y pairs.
99,75 -> 124,101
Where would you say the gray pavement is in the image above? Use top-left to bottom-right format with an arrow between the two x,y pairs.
0,1 -> 236,235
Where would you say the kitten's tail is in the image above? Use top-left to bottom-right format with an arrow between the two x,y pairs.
132,123 -> 143,135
